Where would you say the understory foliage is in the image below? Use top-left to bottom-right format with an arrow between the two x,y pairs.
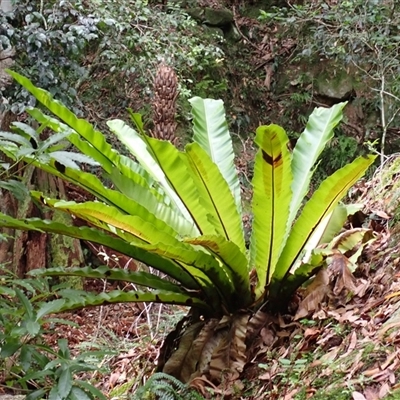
0,269 -> 109,400
260,0 -> 400,155
132,372 -> 203,400
0,0 -> 225,115
260,0 -> 399,64
0,71 -> 375,386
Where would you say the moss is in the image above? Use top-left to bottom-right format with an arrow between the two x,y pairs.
49,210 -> 84,290
204,8 -> 233,26
315,68 -> 354,100
311,388 -> 353,400
384,389 -> 400,399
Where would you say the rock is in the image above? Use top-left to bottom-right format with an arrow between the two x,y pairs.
315,69 -> 354,100
186,7 -> 204,23
224,24 -> 241,42
204,7 -> 233,26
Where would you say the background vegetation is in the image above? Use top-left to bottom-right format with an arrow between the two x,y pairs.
1,0 -> 227,121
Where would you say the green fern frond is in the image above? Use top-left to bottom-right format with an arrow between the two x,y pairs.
132,372 -> 204,400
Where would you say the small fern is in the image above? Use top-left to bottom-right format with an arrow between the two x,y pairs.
132,372 -> 205,400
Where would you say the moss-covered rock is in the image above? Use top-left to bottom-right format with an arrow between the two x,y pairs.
204,7 -> 233,26
187,7 -> 234,26
186,7 -> 204,22
315,68 -> 354,100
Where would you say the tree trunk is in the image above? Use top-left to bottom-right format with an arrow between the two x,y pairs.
0,155 -> 85,280
0,0 -> 85,279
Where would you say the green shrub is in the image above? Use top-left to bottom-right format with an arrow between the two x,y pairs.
0,268 -> 110,399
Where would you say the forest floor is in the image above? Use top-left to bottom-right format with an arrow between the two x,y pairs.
27,156 -> 400,400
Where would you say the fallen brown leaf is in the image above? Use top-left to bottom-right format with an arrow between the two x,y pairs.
294,268 -> 330,320
352,391 -> 367,400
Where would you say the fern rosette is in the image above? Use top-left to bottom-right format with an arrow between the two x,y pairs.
0,71 -> 375,383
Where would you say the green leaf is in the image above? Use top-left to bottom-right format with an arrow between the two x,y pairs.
296,204 -> 348,269
107,119 -> 194,223
0,341 -> 20,358
70,386 -> 92,400
14,278 -> 44,294
127,110 -> 146,133
0,161 -> 10,169
331,228 -> 374,253
34,265 -> 188,294
53,289 -> 210,312
75,380 -> 107,400
50,151 -> 99,170
142,240 -> 235,312
145,137 -> 217,235
20,344 -> 33,371
273,155 -> 376,289
36,299 -> 66,320
39,131 -> 70,152
185,235 -> 252,307
116,153 -> 155,184
15,288 -> 34,319
317,204 -> 348,246
58,339 -> 71,358
109,168 -> 198,237
57,368 -> 73,398
0,130 -> 32,147
45,359 -> 64,370
185,142 -> 245,252
40,195 -> 197,262
29,345 -> 52,366
24,319 -> 40,336
0,286 -> 15,296
9,73 -> 119,174
22,368 -> 54,382
0,213 -> 199,289
0,179 -> 29,201
49,386 -> 63,400
289,102 -> 347,228
11,121 -> 39,141
106,119 -> 154,175
25,389 -> 47,400
27,160 -> 157,224
0,139 -> 18,152
305,202 -> 365,258
28,108 -> 113,172
16,147 -> 36,158
189,97 -> 242,215
51,200 -> 189,249
250,125 -> 293,297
